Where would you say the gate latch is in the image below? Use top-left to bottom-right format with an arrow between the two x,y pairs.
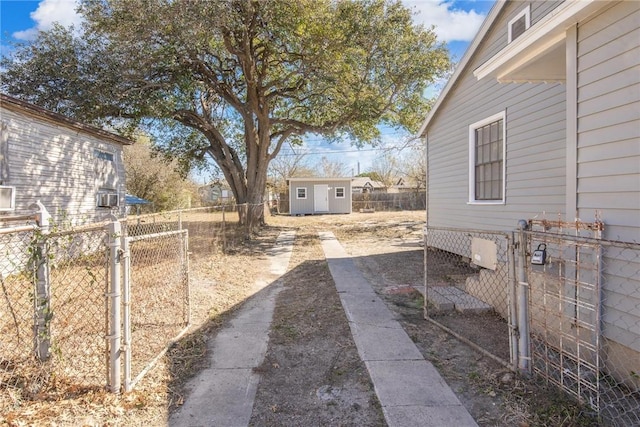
531,243 -> 547,265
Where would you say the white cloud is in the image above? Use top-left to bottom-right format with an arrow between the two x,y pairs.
13,0 -> 82,41
403,0 -> 486,42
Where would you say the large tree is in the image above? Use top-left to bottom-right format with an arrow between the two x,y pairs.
1,0 -> 450,229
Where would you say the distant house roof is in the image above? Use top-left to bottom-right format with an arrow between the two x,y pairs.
0,93 -> 133,146
351,177 -> 385,189
125,194 -> 151,205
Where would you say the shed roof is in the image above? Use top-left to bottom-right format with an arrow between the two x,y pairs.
287,177 -> 352,183
0,93 -> 133,146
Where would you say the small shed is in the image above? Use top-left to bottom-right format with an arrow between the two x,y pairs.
288,177 -> 352,215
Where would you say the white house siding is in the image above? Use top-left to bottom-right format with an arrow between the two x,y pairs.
576,1 -> 640,355
0,102 -> 127,225
425,0 -> 566,232
289,179 -> 352,215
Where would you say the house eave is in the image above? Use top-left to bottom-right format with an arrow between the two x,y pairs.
0,93 -> 134,146
417,1 -> 508,138
474,0 -> 607,83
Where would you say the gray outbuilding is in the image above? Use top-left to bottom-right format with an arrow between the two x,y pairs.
288,177 -> 352,215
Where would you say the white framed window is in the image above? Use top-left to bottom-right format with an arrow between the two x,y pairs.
296,187 -> 307,199
468,112 -> 506,204
0,185 -> 16,211
508,5 -> 530,43
94,149 -> 114,162
335,187 -> 345,198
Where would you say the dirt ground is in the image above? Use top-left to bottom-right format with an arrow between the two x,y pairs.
2,211 -> 599,426
249,211 -> 598,427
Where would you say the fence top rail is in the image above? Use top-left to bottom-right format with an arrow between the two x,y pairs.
0,224 -> 37,235
424,225 -> 511,238
0,213 -> 37,225
524,229 -> 640,249
126,228 -> 188,243
124,206 -> 231,223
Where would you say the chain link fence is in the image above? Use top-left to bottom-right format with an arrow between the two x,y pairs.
525,228 -> 640,426
423,226 -> 514,367
424,221 -> 640,425
125,205 -> 244,256
1,204 -> 255,409
1,222 -> 109,411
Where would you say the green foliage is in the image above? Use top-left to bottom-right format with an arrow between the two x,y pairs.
1,0 -> 451,225
356,172 -> 383,182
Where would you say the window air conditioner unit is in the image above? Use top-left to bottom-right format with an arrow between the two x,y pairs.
98,193 -> 119,208
0,186 -> 16,211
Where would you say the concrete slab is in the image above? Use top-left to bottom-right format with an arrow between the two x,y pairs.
427,286 -> 492,313
426,287 -> 456,311
169,368 -> 259,427
338,292 -> 399,325
168,231 -> 295,427
365,360 -> 461,406
268,231 -> 296,275
326,258 -> 378,294
319,231 -> 478,427
383,404 -> 479,427
349,322 -> 424,361
211,327 -> 272,369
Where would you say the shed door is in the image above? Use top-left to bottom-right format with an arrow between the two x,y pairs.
314,185 -> 329,212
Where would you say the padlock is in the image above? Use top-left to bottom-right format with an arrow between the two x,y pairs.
531,243 -> 547,265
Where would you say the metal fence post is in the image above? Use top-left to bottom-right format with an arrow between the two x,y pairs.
423,225 -> 429,319
107,219 -> 122,393
516,220 -> 531,375
122,231 -> 132,392
32,201 -> 51,361
507,232 -> 519,371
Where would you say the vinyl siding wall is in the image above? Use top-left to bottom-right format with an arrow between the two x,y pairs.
425,0 -> 566,232
577,1 -> 640,353
289,179 -> 352,215
0,107 -> 126,224
577,1 -> 640,242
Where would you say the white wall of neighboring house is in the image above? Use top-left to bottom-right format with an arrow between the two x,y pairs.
0,95 -> 131,226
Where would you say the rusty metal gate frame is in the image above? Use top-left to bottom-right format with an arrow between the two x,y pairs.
524,228 -> 602,411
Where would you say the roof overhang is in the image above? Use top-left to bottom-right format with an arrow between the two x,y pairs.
287,177 -> 352,183
474,0 -> 607,83
0,93 -> 133,146
417,1 -> 508,137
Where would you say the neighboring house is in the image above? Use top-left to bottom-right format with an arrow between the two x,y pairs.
419,0 -> 638,396
0,94 -> 131,225
288,177 -> 352,215
351,177 -> 386,193
390,177 -> 423,193
198,181 -> 234,204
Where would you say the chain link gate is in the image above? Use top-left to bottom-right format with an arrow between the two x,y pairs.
522,219 -> 640,426
423,226 -> 516,368
122,228 -> 190,392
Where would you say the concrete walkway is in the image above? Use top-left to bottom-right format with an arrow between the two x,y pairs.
319,231 -> 478,427
169,231 -> 296,427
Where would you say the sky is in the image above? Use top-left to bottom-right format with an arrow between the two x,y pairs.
0,0 -> 496,179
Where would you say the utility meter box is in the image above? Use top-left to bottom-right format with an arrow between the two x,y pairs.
471,237 -> 498,270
